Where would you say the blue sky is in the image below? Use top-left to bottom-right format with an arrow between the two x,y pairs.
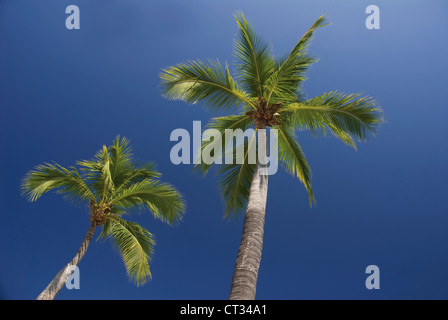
1,0 -> 447,300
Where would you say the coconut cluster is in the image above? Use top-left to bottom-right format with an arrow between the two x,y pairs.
89,200 -> 111,226
246,98 -> 283,128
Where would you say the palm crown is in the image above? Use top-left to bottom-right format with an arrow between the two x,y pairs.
22,136 -> 184,286
160,13 -> 383,216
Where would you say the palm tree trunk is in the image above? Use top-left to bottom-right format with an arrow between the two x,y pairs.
229,129 -> 269,300
36,222 -> 96,300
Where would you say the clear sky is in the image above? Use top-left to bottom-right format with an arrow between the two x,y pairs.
1,0 -> 447,300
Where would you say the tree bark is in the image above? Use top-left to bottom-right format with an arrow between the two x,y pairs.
229,129 -> 269,300
36,222 -> 96,300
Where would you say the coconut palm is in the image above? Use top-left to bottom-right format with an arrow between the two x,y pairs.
160,13 -> 383,299
21,136 -> 185,300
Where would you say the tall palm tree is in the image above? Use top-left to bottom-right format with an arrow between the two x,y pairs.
21,136 -> 185,300
160,13 -> 383,299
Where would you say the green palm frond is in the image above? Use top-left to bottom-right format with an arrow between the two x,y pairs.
21,162 -> 95,202
291,15 -> 330,54
99,216 -> 155,286
281,91 -> 383,145
265,15 -> 329,104
111,179 -> 184,225
268,53 -> 317,104
217,130 -> 258,217
160,59 -> 256,111
112,164 -> 161,195
77,137 -> 123,201
108,136 -> 133,185
195,113 -> 254,175
78,136 -> 162,202
233,12 -> 275,97
77,144 -> 114,201
99,146 -> 114,201
276,125 -> 314,205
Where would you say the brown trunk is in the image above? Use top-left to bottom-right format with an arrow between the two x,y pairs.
36,222 -> 96,300
229,129 -> 269,300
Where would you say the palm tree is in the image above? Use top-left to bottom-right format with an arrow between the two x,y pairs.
160,13 -> 383,299
21,136 -> 185,300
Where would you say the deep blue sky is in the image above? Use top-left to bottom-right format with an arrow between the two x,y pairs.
1,0 -> 447,300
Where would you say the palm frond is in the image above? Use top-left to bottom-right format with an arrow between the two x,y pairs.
99,145 -> 114,201
233,12 -> 275,97
195,113 -> 254,175
77,145 -> 114,201
160,59 -> 256,111
276,125 -> 314,205
265,15 -> 329,104
99,216 -> 155,286
78,137 -> 161,202
268,54 -> 317,104
111,179 -> 184,225
281,91 -> 383,144
112,164 -> 161,195
21,162 -> 95,202
108,136 -> 133,185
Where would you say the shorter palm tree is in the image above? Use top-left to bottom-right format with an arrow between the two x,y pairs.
22,136 -> 185,300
